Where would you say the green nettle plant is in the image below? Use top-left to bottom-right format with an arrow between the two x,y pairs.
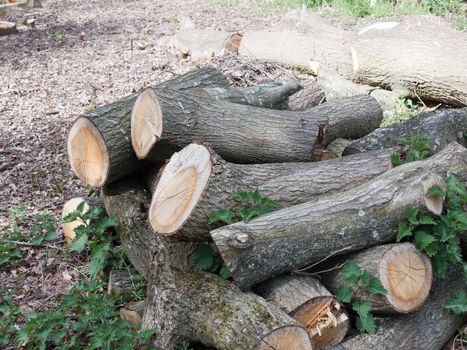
191,244 -> 230,279
390,136 -> 431,167
335,261 -> 388,334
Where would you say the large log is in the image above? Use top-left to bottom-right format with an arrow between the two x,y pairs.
343,107 -> 467,156
107,270 -> 142,302
320,243 -> 432,314
255,275 -> 349,349
332,270 -> 466,350
210,142 -> 467,289
67,67 -> 230,187
131,88 -> 382,162
103,180 -> 313,350
148,143 -> 394,241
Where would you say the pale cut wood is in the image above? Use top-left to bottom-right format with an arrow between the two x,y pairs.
321,243 -> 432,314
61,197 -> 102,243
120,300 -> 145,328
256,275 -> 349,349
68,67 -> 229,187
131,87 -> 382,162
149,143 -> 395,241
210,142 -> 466,289
0,21 -> 17,36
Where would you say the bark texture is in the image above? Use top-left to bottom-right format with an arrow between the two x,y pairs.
0,21 -> 17,36
149,144 -> 394,241
344,107 -> 467,155
288,78 -> 325,111
68,67 -> 229,186
137,88 -> 382,163
107,270 -> 142,302
331,270 -> 466,350
211,142 -> 467,289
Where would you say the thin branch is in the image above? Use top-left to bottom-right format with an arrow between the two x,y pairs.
294,261 -> 349,276
0,239 -> 65,251
294,244 -> 355,273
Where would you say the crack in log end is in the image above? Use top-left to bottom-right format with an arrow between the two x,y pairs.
258,325 -> 313,350
131,88 -> 163,159
68,117 -> 109,187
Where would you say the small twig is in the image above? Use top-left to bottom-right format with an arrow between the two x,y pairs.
294,245 -> 355,273
0,239 -> 64,251
295,261 -> 349,276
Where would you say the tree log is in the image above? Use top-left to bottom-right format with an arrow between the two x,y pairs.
103,180 -> 312,350
332,270 -> 466,350
61,196 -> 103,243
67,67 -> 230,187
0,21 -> 17,36
210,142 -> 466,289
120,300 -> 145,328
148,143 -> 395,241
131,87 -> 382,162
343,107 -> 467,156
320,243 -> 432,314
189,82 -> 302,109
288,78 -> 325,111
255,275 -> 349,349
107,269 -> 142,302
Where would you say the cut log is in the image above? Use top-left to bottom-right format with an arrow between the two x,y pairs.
131,88 -> 382,162
288,78 -> 325,111
67,67 -> 230,187
148,143 -> 395,241
325,139 -> 353,158
120,300 -> 145,328
0,21 -> 17,36
332,269 -> 466,350
255,275 -> 349,349
343,107 -> 467,156
210,142 -> 466,289
189,82 -> 302,109
108,270 -> 142,302
103,179 -> 312,350
61,197 -> 103,243
320,243 -> 432,314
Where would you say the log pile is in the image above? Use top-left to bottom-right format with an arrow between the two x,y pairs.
65,66 -> 467,350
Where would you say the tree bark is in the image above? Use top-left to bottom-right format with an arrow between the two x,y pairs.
131,87 -> 382,162
331,269 -> 466,350
343,107 -> 467,156
107,270 -> 142,302
120,300 -> 145,328
288,78 -> 325,111
210,142 -> 466,289
255,275 -> 349,349
189,82 -> 302,109
102,180 -> 312,350
148,143 -> 395,241
320,243 -> 432,314
67,67 -> 230,187
0,21 -> 17,36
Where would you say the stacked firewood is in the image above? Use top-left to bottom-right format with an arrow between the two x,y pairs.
64,66 -> 466,350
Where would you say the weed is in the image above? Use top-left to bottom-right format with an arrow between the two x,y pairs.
382,96 -> 419,127
50,32 -> 67,42
390,136 -> 430,167
192,244 -> 230,279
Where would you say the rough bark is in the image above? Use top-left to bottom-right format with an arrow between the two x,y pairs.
103,180 -> 312,350
120,300 -> 145,328
189,82 -> 302,109
210,142 -> 466,289
0,21 -> 17,36
107,270 -> 142,302
68,67 -> 230,187
288,78 -> 325,111
255,275 -> 349,349
131,87 -> 382,163
61,196 -> 103,243
320,243 -> 432,314
149,143 -> 395,241
325,139 -> 353,158
331,270 -> 466,350
343,107 -> 467,156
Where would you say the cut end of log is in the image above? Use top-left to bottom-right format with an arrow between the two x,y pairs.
149,143 -> 212,235
422,174 -> 446,216
68,117 -> 109,187
131,88 -> 163,159
292,296 -> 349,349
62,197 -> 90,243
258,325 -> 313,350
379,243 -> 432,313
350,47 -> 359,73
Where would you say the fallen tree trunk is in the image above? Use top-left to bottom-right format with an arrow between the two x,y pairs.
148,143 -> 394,241
288,78 -> 325,111
131,88 -> 382,162
343,107 -> 467,156
103,180 -> 313,350
61,196 -> 103,243
211,142 -> 466,289
255,275 -> 349,349
320,243 -> 432,314
67,67 -> 230,187
332,269 -> 466,350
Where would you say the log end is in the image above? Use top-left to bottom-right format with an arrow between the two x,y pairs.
62,197 -> 90,244
258,325 -> 313,350
68,117 -> 109,187
379,243 -> 432,313
131,88 -> 163,159
292,296 -> 349,349
149,143 -> 212,235
422,174 -> 446,216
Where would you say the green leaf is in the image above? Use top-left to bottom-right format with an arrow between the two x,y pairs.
418,214 -> 436,225
96,217 -> 117,233
335,283 -> 353,303
359,270 -> 371,288
414,230 -> 436,251
191,244 -> 214,271
208,209 -> 233,225
88,242 -> 110,278
443,290 -> 467,315
368,277 -> 387,296
44,231 -> 57,241
390,152 -> 402,167
237,207 -> 259,223
31,235 -> 45,246
69,233 -> 88,252
219,265 -> 230,280
352,300 -> 372,318
353,300 -> 376,334
341,260 -> 362,285
405,208 -> 419,225
426,184 -> 445,198
445,175 -> 466,197
396,222 -> 413,242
